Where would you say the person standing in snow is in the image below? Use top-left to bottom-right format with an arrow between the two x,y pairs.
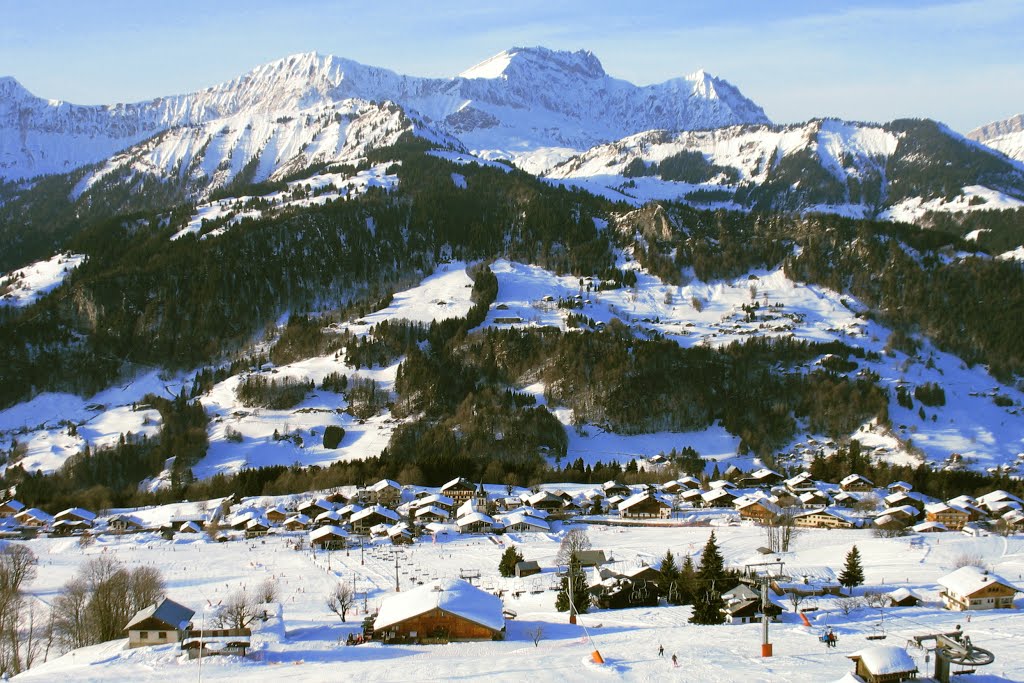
658,644 -> 664,657
671,654 -> 678,667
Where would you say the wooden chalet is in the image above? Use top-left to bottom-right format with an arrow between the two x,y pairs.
847,646 -> 919,683
351,505 -> 400,535
414,506 -> 450,524
13,508 -> 53,528
123,597 -> 195,649
840,473 -> 874,492
574,550 -> 609,568
524,491 -> 565,512
793,507 -> 860,529
887,588 -> 922,607
373,579 -> 504,644
601,480 -> 632,498
310,525 -> 349,550
282,514 -> 311,531
440,478 -> 476,506
107,514 -> 147,533
701,488 -> 737,508
367,479 -> 403,507
456,511 -> 497,534
54,507 -> 96,526
924,502 -> 971,530
938,566 -> 1020,611
264,505 -> 289,524
0,500 -> 24,518
617,492 -> 671,519
741,468 -> 783,487
736,497 -> 783,523
799,490 -> 831,507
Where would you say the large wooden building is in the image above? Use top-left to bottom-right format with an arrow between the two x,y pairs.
373,579 -> 504,644
937,566 -> 1020,611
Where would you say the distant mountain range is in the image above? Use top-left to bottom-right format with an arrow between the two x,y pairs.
968,113 -> 1024,163
0,47 -> 767,182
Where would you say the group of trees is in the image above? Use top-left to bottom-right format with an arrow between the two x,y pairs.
52,557 -> 164,650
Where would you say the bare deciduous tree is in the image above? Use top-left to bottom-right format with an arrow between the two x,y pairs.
327,583 -> 355,623
555,529 -> 591,567
212,591 -> 260,630
257,578 -> 278,605
0,545 -> 39,675
763,510 -> 801,552
52,558 -> 165,650
787,591 -> 807,613
527,625 -> 544,647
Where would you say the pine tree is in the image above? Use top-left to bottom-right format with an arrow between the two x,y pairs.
679,555 -> 697,605
690,532 -> 727,624
660,550 -> 683,605
555,554 -> 590,614
838,545 -> 865,593
498,546 -> 524,578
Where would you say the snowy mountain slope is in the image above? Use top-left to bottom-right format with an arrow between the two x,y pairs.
1,48 -> 768,182
546,118 -> 1024,222
967,113 -> 1024,162
72,99 -> 414,201
0,252 -> 84,306
3,257 -> 1022,480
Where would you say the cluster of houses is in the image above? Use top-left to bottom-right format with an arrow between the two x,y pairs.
3,466 -> 1022,546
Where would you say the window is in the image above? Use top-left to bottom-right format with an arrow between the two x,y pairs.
140,631 -> 149,639
158,631 -> 167,639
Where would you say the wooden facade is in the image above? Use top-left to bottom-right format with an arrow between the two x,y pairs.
375,607 -> 501,644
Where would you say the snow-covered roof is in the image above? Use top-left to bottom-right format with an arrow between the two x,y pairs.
456,511 -> 495,527
369,479 -> 401,492
887,587 -> 920,603
283,514 -> 310,526
351,505 -> 400,523
925,502 -> 968,515
374,578 -> 504,632
16,508 -> 54,523
0,500 -> 24,512
977,489 -> 1023,506
701,488 -> 734,502
55,507 -> 97,522
315,509 -> 343,523
912,521 -> 947,532
749,468 -> 781,480
938,565 -> 1021,596
414,505 -> 448,519
414,493 -> 453,508
840,473 -> 872,486
455,499 -> 477,518
387,522 -> 412,538
618,492 -> 671,510
500,513 -> 550,531
848,646 -> 917,675
124,597 -> 194,632
881,505 -> 918,518
441,477 -> 474,491
310,525 -> 349,541
179,521 -> 202,533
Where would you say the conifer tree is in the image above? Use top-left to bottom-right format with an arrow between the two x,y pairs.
555,554 -> 591,614
838,545 -> 865,594
690,532 -> 727,624
679,555 -> 698,605
498,546 -> 524,578
660,549 -> 683,605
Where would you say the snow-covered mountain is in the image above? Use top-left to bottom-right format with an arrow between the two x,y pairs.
0,48 -> 769,183
546,118 -> 1024,222
968,113 -> 1024,163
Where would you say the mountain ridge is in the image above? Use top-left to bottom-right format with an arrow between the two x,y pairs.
0,47 -> 769,181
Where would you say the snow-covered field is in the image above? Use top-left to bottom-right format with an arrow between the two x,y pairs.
3,257 -> 1023,481
11,513 -> 1024,682
0,253 -> 85,307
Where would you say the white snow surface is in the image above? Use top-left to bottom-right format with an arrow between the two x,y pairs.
8,515 -> 1024,682
0,253 -> 85,306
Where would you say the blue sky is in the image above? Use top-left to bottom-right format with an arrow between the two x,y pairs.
1,0 -> 1021,132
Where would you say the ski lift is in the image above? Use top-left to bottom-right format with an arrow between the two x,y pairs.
865,608 -> 887,640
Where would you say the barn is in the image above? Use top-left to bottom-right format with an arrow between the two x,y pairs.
373,578 -> 504,644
